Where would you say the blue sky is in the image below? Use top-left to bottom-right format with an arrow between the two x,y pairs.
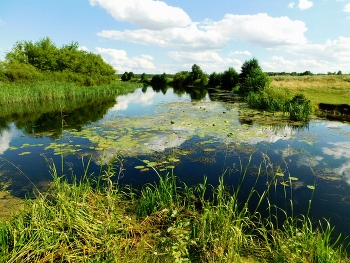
0,0 -> 350,74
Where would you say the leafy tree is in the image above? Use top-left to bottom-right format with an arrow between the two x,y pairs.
221,67 -> 239,90
121,72 -> 129,81
337,70 -> 342,75
4,37 -> 116,86
150,73 -> 168,87
238,58 -> 270,94
121,71 -> 134,81
301,70 -> 313,76
208,72 -> 222,87
140,73 -> 148,83
172,71 -> 191,86
190,64 -> 203,84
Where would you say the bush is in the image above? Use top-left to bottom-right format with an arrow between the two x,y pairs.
221,67 -> 239,90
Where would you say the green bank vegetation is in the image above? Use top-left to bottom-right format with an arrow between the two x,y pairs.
0,37 -> 116,86
0,157 -> 348,262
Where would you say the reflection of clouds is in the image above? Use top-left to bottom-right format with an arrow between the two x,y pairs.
95,131 -> 187,164
335,161 -> 350,184
321,142 -> 350,184
322,142 -> 350,159
0,125 -> 18,155
247,126 -> 294,144
111,89 -> 155,111
313,120 -> 346,129
144,133 -> 187,152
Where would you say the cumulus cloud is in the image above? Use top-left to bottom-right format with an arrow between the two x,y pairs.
97,23 -> 226,51
98,13 -> 308,50
204,13 -> 308,47
261,36 -> 350,72
344,3 -> 350,12
298,0 -> 313,10
78,46 -> 89,52
96,47 -> 156,72
288,2 -> 295,8
168,51 -> 242,72
229,51 -> 252,57
89,0 -> 191,30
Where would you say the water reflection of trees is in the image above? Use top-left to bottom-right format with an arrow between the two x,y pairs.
151,86 -> 208,101
1,98 -> 116,138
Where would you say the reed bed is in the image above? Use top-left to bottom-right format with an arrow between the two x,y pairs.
0,156 -> 348,262
0,81 -> 140,105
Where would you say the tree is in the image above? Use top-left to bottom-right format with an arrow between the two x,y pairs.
140,73 -> 148,83
121,72 -> 129,81
221,67 -> 239,90
208,72 -> 222,87
238,58 -> 270,94
4,37 -> 116,86
150,73 -> 168,87
190,64 -> 203,84
172,71 -> 191,86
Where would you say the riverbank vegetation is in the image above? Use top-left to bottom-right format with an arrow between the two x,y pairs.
0,158 -> 348,262
0,37 -> 116,86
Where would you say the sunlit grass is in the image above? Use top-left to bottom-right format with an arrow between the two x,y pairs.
271,75 -> 350,105
0,156 -> 348,262
0,80 -> 140,104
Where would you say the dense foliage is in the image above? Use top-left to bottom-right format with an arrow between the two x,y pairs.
0,37 -> 116,86
150,73 -> 168,87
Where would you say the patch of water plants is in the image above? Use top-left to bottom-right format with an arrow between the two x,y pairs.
0,155 -> 348,262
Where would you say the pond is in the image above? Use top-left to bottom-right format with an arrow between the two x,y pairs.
1,86 -> 350,237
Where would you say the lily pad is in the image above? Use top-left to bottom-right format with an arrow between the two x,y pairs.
276,172 -> 284,177
289,177 -> 299,181
307,185 -> 316,190
134,166 -> 145,169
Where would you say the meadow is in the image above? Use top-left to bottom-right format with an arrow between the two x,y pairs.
270,75 -> 350,106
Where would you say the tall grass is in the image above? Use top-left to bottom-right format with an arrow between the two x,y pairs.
0,81 -> 140,105
246,86 -> 313,121
0,156 -> 348,262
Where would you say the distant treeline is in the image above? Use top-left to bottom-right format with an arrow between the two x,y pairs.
0,37 -> 116,86
266,70 -> 345,76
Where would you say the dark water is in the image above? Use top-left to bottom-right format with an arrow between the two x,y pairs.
1,86 -> 350,238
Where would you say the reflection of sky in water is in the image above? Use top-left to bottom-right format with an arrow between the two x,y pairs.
0,124 -> 18,155
104,88 -> 210,119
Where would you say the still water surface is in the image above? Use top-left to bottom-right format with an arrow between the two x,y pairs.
1,87 -> 350,236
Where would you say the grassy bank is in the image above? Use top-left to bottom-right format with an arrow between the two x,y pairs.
0,81 -> 141,105
0,81 -> 141,118
271,75 -> 350,106
0,159 -> 348,262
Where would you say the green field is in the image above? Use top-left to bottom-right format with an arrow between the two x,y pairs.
271,75 -> 350,106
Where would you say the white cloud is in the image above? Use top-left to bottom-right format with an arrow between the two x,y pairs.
344,3 -> 350,12
78,46 -> 89,52
205,13 -> 308,47
97,23 -> 226,51
98,13 -> 308,50
96,47 -> 156,73
288,2 -> 295,8
298,0 -> 313,10
168,51 -> 242,72
89,0 -> 191,30
229,51 -> 252,57
262,36 -> 350,73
